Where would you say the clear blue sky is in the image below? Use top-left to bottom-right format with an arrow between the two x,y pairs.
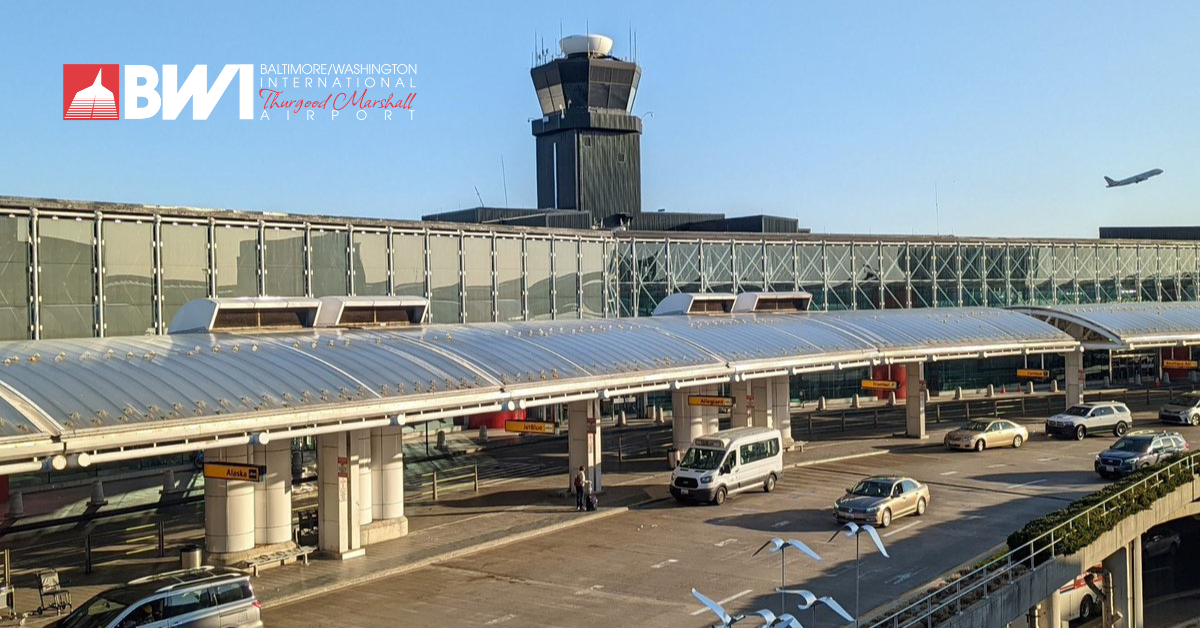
2,1 -> 1196,238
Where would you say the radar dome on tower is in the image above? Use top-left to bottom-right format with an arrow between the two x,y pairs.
560,34 -> 614,58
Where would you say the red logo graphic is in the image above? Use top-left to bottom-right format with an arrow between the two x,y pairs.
63,64 -> 120,120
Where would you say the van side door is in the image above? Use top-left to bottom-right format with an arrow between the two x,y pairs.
161,587 -> 220,628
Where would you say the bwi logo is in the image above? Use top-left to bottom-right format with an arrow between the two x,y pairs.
63,64 -> 120,120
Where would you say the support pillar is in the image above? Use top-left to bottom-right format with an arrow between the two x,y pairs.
317,432 -> 364,560
1065,349 -> 1085,409
730,380 -> 751,428
205,447 -> 255,557
355,430 -> 373,526
568,399 -> 602,493
905,362 -> 928,439
253,439 -> 292,547
365,424 -> 408,544
771,376 -> 792,447
1129,538 -> 1143,628
1044,585 -> 1062,628
671,390 -> 705,455
700,385 -> 720,434
1104,544 -> 1131,628
750,378 -> 774,429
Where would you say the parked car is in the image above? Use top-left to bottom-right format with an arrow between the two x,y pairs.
833,475 -> 929,528
1159,391 -> 1200,426
1045,401 -> 1132,440
52,567 -> 262,628
1094,430 -> 1190,479
670,427 -> 783,505
1143,525 -> 1182,559
944,419 -> 1029,451
1058,566 -> 1105,622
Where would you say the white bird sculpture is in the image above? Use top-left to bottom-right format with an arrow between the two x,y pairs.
828,523 -> 889,628
692,588 -> 746,627
754,538 -> 822,615
750,608 -> 804,628
777,588 -> 856,625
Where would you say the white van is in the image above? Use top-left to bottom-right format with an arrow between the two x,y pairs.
1057,566 -> 1105,622
670,427 -> 783,505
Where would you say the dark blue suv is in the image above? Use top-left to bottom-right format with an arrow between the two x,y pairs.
1094,431 -> 1189,479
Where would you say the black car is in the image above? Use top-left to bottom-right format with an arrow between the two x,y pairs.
1094,431 -> 1190,479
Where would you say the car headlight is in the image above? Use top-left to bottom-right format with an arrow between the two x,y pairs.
1094,454 -> 1101,461
700,476 -> 712,484
866,506 -> 880,513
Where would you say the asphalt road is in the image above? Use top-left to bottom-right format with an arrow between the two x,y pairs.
264,428 -> 1141,628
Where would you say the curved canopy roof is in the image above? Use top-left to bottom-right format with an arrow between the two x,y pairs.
1010,303 -> 1200,350
0,307 -> 1077,467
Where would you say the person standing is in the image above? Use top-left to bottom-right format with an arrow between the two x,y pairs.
574,465 -> 590,511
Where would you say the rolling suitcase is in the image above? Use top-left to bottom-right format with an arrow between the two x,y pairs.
586,494 -> 598,511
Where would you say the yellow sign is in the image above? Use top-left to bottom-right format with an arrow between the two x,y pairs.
1164,359 -> 1199,370
688,395 -> 735,408
203,462 -> 265,482
861,380 -> 898,391
504,420 -> 556,435
1017,369 -> 1051,379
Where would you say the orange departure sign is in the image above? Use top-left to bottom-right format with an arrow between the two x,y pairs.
504,420 -> 557,435
688,395 -> 735,408
203,462 -> 266,482
1164,360 -> 1199,370
861,380 -> 898,391
1017,369 -> 1051,379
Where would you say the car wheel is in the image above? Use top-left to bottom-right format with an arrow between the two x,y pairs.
974,439 -> 985,452
764,473 -> 777,493
1075,425 -> 1087,441
1012,435 -> 1024,449
1191,414 -> 1199,427
880,508 -> 893,528
713,486 -> 727,506
1079,596 -> 1095,620
1114,421 -> 1128,437
916,497 -> 927,516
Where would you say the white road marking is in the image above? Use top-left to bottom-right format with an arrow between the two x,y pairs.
731,507 -> 761,513
771,520 -> 791,528
939,471 -> 959,476
715,538 -> 738,547
886,568 -> 925,585
574,585 -> 604,595
651,559 -> 678,569
1005,479 -> 1047,490
485,614 -> 517,625
1038,457 -> 1058,462
987,464 -> 1007,468
691,589 -> 754,616
882,521 -> 920,537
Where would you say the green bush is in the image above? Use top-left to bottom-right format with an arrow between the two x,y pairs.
1007,452 -> 1198,564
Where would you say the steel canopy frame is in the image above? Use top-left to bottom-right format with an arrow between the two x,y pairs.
1011,302 -> 1200,351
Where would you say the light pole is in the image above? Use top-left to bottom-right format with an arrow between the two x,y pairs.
753,538 -> 822,615
829,522 -> 889,628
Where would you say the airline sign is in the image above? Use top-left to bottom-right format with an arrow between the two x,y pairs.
504,420 -> 557,435
688,395 -> 735,408
203,462 -> 266,483
1164,360 -> 1199,370
1017,369 -> 1051,379
861,380 -> 898,391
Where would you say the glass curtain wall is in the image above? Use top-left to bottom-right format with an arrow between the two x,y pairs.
102,220 -> 154,337
0,216 -> 30,341
38,216 -> 95,339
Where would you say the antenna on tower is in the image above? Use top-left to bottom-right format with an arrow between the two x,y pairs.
501,156 -> 510,208
474,185 -> 484,208
934,182 -> 941,236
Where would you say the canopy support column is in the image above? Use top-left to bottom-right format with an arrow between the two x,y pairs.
906,362 -> 927,439
568,399 -> 602,494
1065,349 -> 1085,408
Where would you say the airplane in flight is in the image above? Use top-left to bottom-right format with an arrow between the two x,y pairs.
1104,169 -> 1163,188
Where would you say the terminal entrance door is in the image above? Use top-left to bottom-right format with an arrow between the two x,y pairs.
1110,351 -> 1157,385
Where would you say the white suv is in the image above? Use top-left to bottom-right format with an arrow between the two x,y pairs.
1045,401 -> 1132,440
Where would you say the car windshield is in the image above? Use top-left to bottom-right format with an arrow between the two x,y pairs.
1109,437 -> 1153,453
849,480 -> 893,498
679,447 -> 723,471
1167,394 -> 1200,407
58,591 -> 137,628
1062,406 -> 1091,417
960,421 -> 989,432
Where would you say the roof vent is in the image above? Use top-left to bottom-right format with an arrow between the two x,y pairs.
168,298 -> 321,334
652,293 -> 736,316
314,296 -> 429,328
732,291 -> 813,313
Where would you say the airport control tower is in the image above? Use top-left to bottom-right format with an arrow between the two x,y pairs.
530,34 -> 642,228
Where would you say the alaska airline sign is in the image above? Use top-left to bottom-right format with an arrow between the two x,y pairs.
63,63 -> 416,121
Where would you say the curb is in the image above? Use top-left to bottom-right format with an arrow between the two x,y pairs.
263,497 -> 651,609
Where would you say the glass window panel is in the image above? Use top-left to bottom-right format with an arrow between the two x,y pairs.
463,236 -> 493,322
311,229 -> 349,297
983,244 -> 1009,307
605,240 -> 619,317
428,233 -> 461,323
634,240 -> 666,316
797,242 -> 826,309
881,243 -> 908,309
102,221 -> 153,337
1180,246 -> 1197,301
38,217 -> 95,339
767,243 -> 795,292
351,231 -> 389,296
1053,244 -> 1076,304
526,238 -> 552,320
1008,244 -> 1032,305
554,238 -> 579,319
935,245 -> 958,307
392,232 -> 425,299
1138,246 -> 1159,302
1030,245 -> 1054,305
1076,244 -> 1098,304
669,241 -> 701,293
1096,246 -> 1118,303
1159,246 -> 1179,302
214,224 -> 258,298
824,243 -> 853,310
496,237 -> 523,321
618,240 -> 636,317
161,222 -> 209,327
1117,244 -> 1138,302
961,244 -> 984,307
853,242 -> 881,310
736,242 -> 765,291
0,216 -> 30,340
703,242 -> 733,292
909,243 -> 934,308
581,240 -> 604,319
264,226 -> 305,297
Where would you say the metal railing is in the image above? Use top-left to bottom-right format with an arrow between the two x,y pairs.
867,454 -> 1199,628
416,465 -> 479,501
